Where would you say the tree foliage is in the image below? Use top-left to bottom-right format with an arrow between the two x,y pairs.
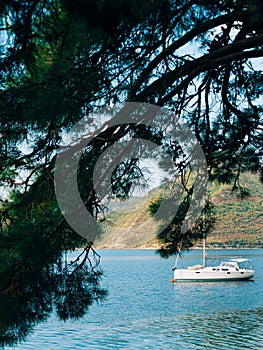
0,0 -> 263,345
149,196 -> 216,257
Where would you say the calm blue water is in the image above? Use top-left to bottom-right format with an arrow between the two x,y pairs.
9,249 -> 263,349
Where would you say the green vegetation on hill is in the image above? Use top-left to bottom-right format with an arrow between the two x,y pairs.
96,173 -> 263,249
208,173 -> 263,248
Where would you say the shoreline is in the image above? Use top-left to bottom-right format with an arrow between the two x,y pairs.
93,245 -> 263,251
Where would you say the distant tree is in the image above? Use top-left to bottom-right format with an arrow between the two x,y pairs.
0,0 -> 262,345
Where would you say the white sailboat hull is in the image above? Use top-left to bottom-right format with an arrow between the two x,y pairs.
173,266 -> 254,282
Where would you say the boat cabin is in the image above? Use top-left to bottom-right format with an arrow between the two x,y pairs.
219,261 -> 239,271
220,258 -> 253,271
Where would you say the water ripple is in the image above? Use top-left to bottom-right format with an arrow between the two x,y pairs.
7,249 -> 263,350
26,308 -> 263,350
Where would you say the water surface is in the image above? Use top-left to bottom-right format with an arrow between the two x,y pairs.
9,249 -> 263,349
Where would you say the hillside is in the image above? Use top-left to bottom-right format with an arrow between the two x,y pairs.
95,173 -> 263,249
207,172 -> 263,248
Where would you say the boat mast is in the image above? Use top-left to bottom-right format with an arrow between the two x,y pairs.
203,234 -> 206,267
202,204 -> 206,267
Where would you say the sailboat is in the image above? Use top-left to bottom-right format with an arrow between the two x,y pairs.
172,255 -> 255,282
172,213 -> 255,282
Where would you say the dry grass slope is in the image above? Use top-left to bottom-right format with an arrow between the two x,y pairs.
95,173 -> 263,249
